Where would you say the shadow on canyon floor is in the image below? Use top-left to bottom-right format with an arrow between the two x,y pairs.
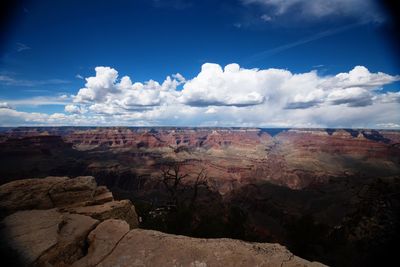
0,131 -> 399,266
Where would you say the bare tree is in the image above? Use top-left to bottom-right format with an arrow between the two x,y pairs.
190,167 -> 208,209
160,162 -> 188,207
159,162 -> 208,209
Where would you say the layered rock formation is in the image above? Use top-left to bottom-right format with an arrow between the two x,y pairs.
0,176 -> 325,267
1,127 -> 398,192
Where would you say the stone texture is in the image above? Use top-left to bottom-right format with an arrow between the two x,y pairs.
64,199 -> 139,229
1,209 -> 62,266
1,209 -> 98,266
96,228 -> 326,267
72,219 -> 130,267
48,176 -> 97,207
0,176 -> 100,218
0,177 -> 67,217
35,213 -> 98,266
0,176 -> 138,229
0,177 -> 325,267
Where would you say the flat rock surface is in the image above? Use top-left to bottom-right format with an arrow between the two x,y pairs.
0,177 -> 67,217
1,209 -> 98,266
0,176 -> 139,229
72,219 -> 130,267
65,199 -> 139,229
97,228 -> 326,267
0,177 -> 326,267
49,176 -> 97,207
1,209 -> 62,265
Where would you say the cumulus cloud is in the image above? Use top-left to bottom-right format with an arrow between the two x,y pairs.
179,63 -> 266,106
64,104 -> 87,114
0,102 -> 13,109
1,63 -> 399,128
327,87 -> 373,107
73,66 -> 183,114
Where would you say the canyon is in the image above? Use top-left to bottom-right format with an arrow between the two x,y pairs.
0,176 -> 323,266
0,127 -> 399,266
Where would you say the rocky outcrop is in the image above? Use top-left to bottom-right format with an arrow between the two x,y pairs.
0,176 -> 138,220
0,176 -> 325,266
2,209 -> 98,266
0,177 -> 67,216
71,219 -> 130,267
79,220 -> 325,267
63,199 -> 139,229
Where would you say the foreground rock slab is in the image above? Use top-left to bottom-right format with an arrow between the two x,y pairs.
0,176 -> 139,227
1,209 -> 98,266
1,177 -> 326,266
72,219 -> 130,267
93,224 -> 326,267
64,199 -> 139,229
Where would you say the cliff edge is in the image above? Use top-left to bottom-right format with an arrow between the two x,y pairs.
0,176 -> 326,267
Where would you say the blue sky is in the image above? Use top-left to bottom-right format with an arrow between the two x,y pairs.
0,0 -> 399,128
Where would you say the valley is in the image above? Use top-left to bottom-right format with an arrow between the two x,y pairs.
0,127 -> 399,266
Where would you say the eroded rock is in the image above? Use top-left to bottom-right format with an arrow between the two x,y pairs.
0,177 -> 67,217
48,176 -> 97,207
1,209 -> 98,266
96,228 -> 326,267
1,209 -> 62,266
64,199 -> 139,229
72,219 -> 130,267
0,177 -> 325,267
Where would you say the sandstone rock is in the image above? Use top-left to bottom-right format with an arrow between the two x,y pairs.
65,199 -> 139,229
96,228 -> 326,267
1,176 -> 139,229
35,213 -> 98,266
72,219 -> 130,267
81,186 -> 114,206
1,209 -> 62,266
48,176 -> 97,207
1,209 -> 98,266
0,177 -> 67,217
0,177 -> 325,267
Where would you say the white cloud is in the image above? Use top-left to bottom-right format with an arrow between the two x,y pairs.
378,91 -> 400,104
0,102 -> 13,109
65,104 -> 87,114
260,14 -> 272,22
16,42 -> 31,52
321,66 -> 399,89
0,75 -> 69,87
179,63 -> 268,106
1,63 -> 399,128
74,67 -> 119,102
326,87 -> 373,107
3,96 -> 71,107
242,0 -> 383,23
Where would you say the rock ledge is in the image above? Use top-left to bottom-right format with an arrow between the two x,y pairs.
0,177 -> 326,266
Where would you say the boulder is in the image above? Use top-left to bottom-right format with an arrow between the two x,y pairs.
0,176 -> 100,217
1,209 -> 98,266
0,177 -> 67,217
